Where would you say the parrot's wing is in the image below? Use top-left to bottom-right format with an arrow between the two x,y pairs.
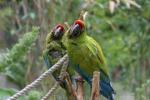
87,36 -> 109,78
47,41 -> 62,51
45,32 -> 52,45
87,37 -> 116,98
62,31 -> 68,48
43,49 -> 52,69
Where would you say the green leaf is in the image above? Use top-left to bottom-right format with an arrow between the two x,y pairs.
0,88 -> 17,100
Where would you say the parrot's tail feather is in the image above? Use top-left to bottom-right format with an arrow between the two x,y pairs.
100,80 -> 115,100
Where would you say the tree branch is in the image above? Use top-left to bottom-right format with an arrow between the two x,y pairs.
76,75 -> 84,100
90,71 -> 100,100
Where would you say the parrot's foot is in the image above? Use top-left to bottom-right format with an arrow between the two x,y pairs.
57,78 -> 65,84
62,72 -> 69,78
75,75 -> 84,82
56,72 -> 69,87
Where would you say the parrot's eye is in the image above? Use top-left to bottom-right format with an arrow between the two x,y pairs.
69,20 -> 85,38
52,24 -> 65,40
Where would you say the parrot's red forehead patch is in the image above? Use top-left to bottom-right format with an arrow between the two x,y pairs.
53,24 -> 65,32
74,20 -> 85,29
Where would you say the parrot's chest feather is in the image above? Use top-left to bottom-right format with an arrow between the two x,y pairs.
68,42 -> 99,76
49,50 -> 63,59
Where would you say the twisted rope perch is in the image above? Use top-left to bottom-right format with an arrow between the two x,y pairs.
7,54 -> 68,100
41,57 -> 69,100
41,83 -> 59,100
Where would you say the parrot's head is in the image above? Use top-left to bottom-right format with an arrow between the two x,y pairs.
51,24 -> 65,40
69,20 -> 85,38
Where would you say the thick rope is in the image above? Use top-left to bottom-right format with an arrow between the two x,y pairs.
41,57 -> 69,100
7,54 -> 68,100
42,83 -> 59,100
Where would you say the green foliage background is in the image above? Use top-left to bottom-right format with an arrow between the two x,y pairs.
0,0 -> 149,100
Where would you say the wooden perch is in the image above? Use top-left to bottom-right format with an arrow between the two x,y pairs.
64,72 -> 77,100
64,11 -> 88,32
79,11 -> 88,21
90,71 -> 100,100
64,22 -> 70,29
75,75 -> 84,100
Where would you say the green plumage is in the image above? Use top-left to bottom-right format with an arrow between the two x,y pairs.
43,29 -> 76,99
43,32 -> 65,78
65,31 -> 109,78
65,22 -> 115,99
43,30 -> 75,78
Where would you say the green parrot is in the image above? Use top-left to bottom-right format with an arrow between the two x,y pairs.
43,24 -> 75,99
65,20 -> 115,100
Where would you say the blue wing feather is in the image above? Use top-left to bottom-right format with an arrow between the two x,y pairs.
70,61 -> 115,100
43,50 -> 52,69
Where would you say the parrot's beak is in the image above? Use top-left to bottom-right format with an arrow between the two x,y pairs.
70,24 -> 81,38
54,27 -> 61,38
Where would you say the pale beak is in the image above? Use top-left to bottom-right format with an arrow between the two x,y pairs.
70,24 -> 81,38
54,27 -> 61,37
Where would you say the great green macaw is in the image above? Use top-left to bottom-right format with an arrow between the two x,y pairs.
65,20 -> 115,100
43,24 -> 75,99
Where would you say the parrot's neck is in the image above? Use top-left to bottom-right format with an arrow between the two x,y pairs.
68,32 -> 87,44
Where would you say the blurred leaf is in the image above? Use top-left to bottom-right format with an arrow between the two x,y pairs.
0,88 -> 17,100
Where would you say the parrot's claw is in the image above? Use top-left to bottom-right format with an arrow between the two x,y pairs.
56,78 -> 65,85
62,72 -> 69,78
75,76 -> 84,82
